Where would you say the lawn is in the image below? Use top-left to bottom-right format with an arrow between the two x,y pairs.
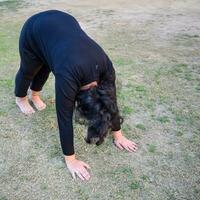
0,0 -> 200,200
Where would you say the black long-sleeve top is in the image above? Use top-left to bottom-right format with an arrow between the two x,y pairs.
21,10 -> 121,155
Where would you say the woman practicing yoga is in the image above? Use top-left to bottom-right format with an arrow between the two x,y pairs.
14,10 -> 138,181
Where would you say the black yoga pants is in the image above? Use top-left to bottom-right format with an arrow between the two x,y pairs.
14,50 -> 51,97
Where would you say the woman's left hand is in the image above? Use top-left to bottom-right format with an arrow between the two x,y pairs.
112,130 -> 138,152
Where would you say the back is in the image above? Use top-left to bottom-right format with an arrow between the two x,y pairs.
22,10 -> 108,85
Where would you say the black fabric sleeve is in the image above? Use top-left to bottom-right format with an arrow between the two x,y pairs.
110,73 -> 121,132
102,57 -> 121,132
111,82 -> 121,132
55,74 -> 79,156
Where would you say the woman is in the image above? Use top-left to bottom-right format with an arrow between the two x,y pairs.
14,10 -> 138,181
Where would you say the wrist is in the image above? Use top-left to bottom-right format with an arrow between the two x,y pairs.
64,154 -> 76,163
112,129 -> 123,139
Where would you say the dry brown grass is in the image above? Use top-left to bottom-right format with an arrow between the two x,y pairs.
0,1 -> 200,199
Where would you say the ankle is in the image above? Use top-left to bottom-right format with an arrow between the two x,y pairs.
16,96 -> 28,102
30,90 -> 41,97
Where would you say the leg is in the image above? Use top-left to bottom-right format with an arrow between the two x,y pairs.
29,65 -> 51,111
14,55 -> 43,114
14,20 -> 45,115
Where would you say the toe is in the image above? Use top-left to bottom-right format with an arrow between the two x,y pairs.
37,103 -> 46,111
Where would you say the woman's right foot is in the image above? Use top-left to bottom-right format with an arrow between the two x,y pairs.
30,90 -> 46,111
15,96 -> 35,115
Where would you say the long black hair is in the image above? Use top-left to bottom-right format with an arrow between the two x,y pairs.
75,80 -> 124,145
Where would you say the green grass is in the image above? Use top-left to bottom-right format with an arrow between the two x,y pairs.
0,0 -> 27,11
147,144 -> 157,153
140,175 -> 150,181
175,115 -> 184,123
114,57 -> 133,66
173,63 -> 187,73
157,116 -> 170,123
122,105 -> 134,115
135,123 -> 146,130
135,85 -> 147,92
129,181 -> 141,190
0,2 -> 200,200
176,131 -> 183,137
0,21 -> 20,66
0,196 -> 8,200
0,79 -> 13,88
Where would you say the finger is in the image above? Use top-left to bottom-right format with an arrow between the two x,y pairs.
80,169 -> 90,180
129,142 -> 137,149
131,141 -> 138,147
123,144 -> 133,152
82,162 -> 91,170
132,144 -> 138,150
76,171 -> 85,181
128,142 -> 138,149
127,145 -> 136,152
115,142 -> 124,150
71,172 -> 76,180
127,144 -> 136,151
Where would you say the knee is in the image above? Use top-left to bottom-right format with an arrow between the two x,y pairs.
17,69 -> 34,81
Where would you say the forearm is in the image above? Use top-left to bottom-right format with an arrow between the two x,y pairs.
56,110 -> 75,156
55,74 -> 79,156
111,112 -> 121,131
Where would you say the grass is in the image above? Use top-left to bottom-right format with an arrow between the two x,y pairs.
0,1 -> 200,200
135,123 -> 146,131
140,175 -> 150,181
156,116 -> 170,123
135,85 -> 147,93
175,131 -> 183,137
129,181 -> 141,190
147,144 -> 157,153
122,105 -> 134,115
175,115 -> 184,123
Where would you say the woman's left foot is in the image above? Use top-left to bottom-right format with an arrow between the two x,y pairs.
30,90 -> 46,111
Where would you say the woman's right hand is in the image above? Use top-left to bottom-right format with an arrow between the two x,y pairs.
64,154 -> 91,181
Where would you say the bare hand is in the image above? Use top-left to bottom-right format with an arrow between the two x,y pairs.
65,156 -> 91,181
113,130 -> 138,152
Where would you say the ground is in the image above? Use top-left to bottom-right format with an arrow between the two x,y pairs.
0,0 -> 200,199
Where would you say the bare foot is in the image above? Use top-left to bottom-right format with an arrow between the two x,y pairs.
30,90 -> 46,111
16,96 -> 35,115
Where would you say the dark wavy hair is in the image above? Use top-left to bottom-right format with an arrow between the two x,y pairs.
75,82 -> 124,145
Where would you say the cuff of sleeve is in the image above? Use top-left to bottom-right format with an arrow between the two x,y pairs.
63,149 -> 75,156
111,115 -> 121,131
112,126 -> 121,132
